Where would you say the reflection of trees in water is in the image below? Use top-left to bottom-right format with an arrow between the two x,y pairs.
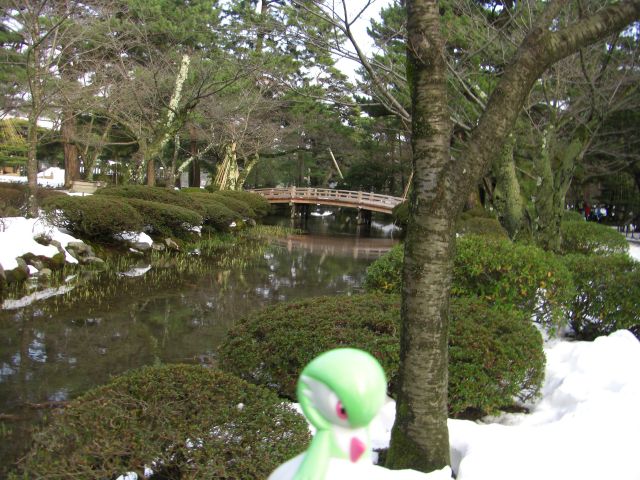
0,235 -> 381,472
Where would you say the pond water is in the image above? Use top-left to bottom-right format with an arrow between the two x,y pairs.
0,210 -> 398,474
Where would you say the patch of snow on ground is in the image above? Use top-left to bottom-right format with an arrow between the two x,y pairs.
629,242 -> 640,262
0,217 -> 79,270
0,167 -> 65,188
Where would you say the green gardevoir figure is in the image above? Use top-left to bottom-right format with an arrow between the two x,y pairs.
288,348 -> 387,480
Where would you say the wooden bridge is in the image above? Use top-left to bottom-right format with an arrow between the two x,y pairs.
249,187 -> 404,214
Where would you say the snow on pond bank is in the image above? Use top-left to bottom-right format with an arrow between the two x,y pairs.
0,217 -> 79,270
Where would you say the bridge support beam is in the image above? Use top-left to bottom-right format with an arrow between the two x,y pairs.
357,208 -> 372,226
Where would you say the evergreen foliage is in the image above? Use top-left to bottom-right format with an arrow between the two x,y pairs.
560,220 -> 629,255
365,235 -> 573,328
219,294 -> 545,417
122,198 -> 202,238
43,195 -> 143,239
562,254 -> 640,340
11,365 -> 309,479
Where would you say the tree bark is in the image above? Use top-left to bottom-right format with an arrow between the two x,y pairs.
62,108 -> 80,188
387,0 -> 640,474
493,133 -> 524,238
386,0 -> 453,471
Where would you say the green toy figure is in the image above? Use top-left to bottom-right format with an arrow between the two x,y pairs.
269,348 -> 387,480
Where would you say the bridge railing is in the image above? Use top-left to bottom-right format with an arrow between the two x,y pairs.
250,187 -> 404,211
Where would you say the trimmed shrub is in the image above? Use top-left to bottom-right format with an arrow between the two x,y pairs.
96,185 -> 192,208
365,236 -> 574,328
219,294 -> 545,417
364,243 -> 403,294
193,198 -> 242,232
0,184 -> 65,216
43,195 -> 143,240
122,198 -> 202,238
186,191 -> 256,219
215,190 -> 271,217
563,210 -> 585,222
560,220 -> 628,255
12,365 -> 309,479
562,254 -> 640,340
453,235 -> 574,327
457,216 -> 508,238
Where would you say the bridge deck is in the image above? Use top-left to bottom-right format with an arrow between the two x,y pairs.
249,187 -> 404,214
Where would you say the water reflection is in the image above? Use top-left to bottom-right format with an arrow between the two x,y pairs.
0,223 -> 397,473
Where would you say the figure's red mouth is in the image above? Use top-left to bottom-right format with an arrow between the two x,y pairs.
350,437 -> 366,462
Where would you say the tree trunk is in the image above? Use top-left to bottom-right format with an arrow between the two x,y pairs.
189,128 -> 200,187
493,133 -> 524,238
386,0 -> 453,472
386,0 -> 640,474
62,109 -> 80,188
146,157 -> 156,186
26,113 -> 39,217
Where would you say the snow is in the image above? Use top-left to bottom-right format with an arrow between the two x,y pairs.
0,217 -> 79,270
0,166 -> 66,188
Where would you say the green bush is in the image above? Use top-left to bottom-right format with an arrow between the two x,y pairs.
563,210 -> 585,222
96,185 -> 192,208
0,184 -> 65,216
122,198 -> 202,238
43,195 -> 143,240
192,197 -> 242,232
219,294 -> 545,417
365,236 -> 574,328
562,254 -> 640,340
456,216 -> 508,238
448,297 -> 545,415
12,365 -> 309,479
215,190 -> 272,217
453,235 -> 574,327
364,243 -> 404,294
186,191 -> 256,219
560,220 -> 628,255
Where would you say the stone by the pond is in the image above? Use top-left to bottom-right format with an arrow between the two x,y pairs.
132,241 -> 152,252
80,256 -> 106,269
164,238 -> 180,251
38,268 -> 53,278
151,242 -> 166,252
67,241 -> 95,259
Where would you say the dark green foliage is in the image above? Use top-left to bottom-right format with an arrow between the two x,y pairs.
219,294 -> 545,416
213,190 -> 272,217
392,201 -> 408,228
364,243 -> 404,293
0,183 -> 65,216
0,183 -> 24,215
122,198 -> 202,238
448,297 -> 545,416
456,217 -> 508,238
96,185 -> 193,208
43,195 -> 143,240
453,235 -> 574,327
563,210 -> 585,222
562,254 -> 640,340
365,236 -> 573,328
12,365 -> 310,479
191,197 -> 242,232
220,294 -> 401,400
186,191 -> 256,219
560,220 -> 628,255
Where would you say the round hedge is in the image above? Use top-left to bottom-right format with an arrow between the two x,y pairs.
186,191 -> 256,219
96,185 -> 193,208
13,365 -> 310,479
43,195 -> 143,240
560,220 -> 628,255
364,236 -> 574,329
219,294 -> 545,417
214,190 -> 271,218
562,253 -> 640,340
123,197 -> 202,238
